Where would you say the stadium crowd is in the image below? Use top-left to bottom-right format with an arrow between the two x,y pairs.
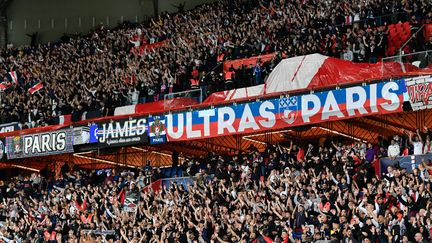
0,0 -> 431,128
0,128 -> 432,242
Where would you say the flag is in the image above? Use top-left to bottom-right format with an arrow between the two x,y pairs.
0,81 -> 12,91
28,82 -> 43,95
58,115 -> 71,125
8,71 -> 19,85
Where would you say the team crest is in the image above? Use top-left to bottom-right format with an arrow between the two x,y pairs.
12,136 -> 22,154
279,97 -> 299,125
150,118 -> 165,138
148,116 -> 167,144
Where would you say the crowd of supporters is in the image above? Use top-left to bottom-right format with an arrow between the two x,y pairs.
0,128 -> 431,242
0,0 -> 431,128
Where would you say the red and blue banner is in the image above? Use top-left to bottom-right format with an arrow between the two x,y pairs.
166,80 -> 406,141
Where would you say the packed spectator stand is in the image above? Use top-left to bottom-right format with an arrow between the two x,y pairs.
0,0 -> 430,128
0,0 -> 432,242
0,127 -> 432,242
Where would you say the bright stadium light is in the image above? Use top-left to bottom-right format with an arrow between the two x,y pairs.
312,126 -> 366,143
73,153 -> 137,169
131,147 -> 149,152
152,151 -> 171,157
74,151 -> 93,155
242,129 -> 293,145
11,164 -> 39,172
242,137 -> 266,145
151,151 -> 185,164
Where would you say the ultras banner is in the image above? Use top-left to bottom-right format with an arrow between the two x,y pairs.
405,75 -> 432,111
166,80 -> 406,141
6,129 -> 74,159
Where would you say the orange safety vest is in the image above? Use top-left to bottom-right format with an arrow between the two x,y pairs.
190,78 -> 199,89
225,71 -> 234,83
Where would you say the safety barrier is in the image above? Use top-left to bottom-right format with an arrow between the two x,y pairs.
380,154 -> 432,174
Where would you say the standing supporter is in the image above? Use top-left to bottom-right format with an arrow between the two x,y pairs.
388,139 -> 401,160
0,133 -> 431,241
0,0 -> 429,127
409,130 -> 424,155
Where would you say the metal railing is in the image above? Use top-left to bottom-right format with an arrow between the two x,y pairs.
399,24 -> 426,56
381,50 -> 432,76
163,88 -> 203,110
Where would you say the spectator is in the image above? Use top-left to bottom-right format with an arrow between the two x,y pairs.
388,139 -> 401,160
365,142 -> 376,163
252,61 -> 263,86
0,132 -> 432,241
0,0 -> 429,128
342,47 -> 354,61
409,129 -> 424,155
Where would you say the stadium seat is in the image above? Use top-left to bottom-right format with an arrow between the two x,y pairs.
386,22 -> 412,57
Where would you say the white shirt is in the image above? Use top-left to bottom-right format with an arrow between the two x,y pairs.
343,50 -> 354,61
423,142 -> 432,154
69,205 -> 76,216
413,141 -> 423,155
388,144 -> 400,157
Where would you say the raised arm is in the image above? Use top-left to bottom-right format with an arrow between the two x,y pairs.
417,129 -> 423,143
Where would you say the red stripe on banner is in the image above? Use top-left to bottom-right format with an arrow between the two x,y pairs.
58,115 -> 72,125
223,53 -> 276,72
63,115 -> 71,124
290,55 -> 307,82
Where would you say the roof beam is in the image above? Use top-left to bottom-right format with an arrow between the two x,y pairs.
363,116 -> 414,132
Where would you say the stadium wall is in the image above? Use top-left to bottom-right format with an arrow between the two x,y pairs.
157,0 -> 216,13
6,0 -> 215,46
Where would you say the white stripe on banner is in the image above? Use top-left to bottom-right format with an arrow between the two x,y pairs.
114,105 -> 136,116
81,111 -> 88,121
59,115 -> 65,125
